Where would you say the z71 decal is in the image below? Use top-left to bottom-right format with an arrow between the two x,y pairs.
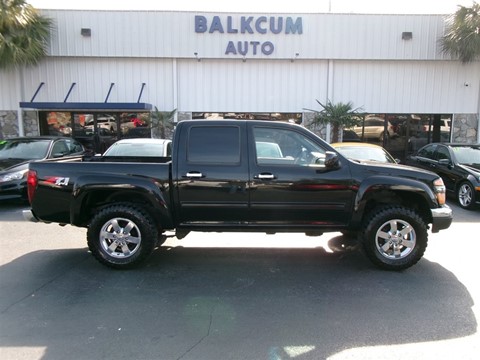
44,177 -> 70,186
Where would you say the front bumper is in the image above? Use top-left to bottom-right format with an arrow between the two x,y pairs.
431,205 -> 453,233
0,181 -> 26,201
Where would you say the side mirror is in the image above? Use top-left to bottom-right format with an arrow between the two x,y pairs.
324,151 -> 340,169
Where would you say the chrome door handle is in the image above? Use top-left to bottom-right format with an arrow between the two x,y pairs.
185,172 -> 203,178
256,173 -> 275,180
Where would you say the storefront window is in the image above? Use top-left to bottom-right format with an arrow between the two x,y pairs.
120,113 -> 151,138
44,112 -> 72,136
347,113 -> 452,162
192,112 -> 303,124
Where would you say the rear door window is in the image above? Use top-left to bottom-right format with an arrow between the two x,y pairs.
187,126 -> 240,164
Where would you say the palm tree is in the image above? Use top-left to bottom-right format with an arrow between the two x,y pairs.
440,1 -> 480,63
307,100 -> 363,143
150,107 -> 177,139
0,0 -> 52,69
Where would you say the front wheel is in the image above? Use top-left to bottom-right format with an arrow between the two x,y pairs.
87,203 -> 158,269
362,206 -> 428,271
457,181 -> 476,210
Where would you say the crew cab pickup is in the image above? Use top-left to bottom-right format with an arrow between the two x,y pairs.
24,120 -> 453,270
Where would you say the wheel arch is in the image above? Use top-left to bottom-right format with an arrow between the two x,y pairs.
70,174 -> 174,230
351,176 -> 435,229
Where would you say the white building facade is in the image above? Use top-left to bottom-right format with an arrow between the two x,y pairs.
0,9 -> 479,158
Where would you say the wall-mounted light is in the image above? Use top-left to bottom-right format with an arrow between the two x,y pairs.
291,52 -> 300,63
81,28 -> 91,37
242,56 -> 247,63
402,32 -> 413,40
194,52 -> 201,62
464,82 -> 470,87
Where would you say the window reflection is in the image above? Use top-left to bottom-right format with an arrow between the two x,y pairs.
346,113 -> 451,163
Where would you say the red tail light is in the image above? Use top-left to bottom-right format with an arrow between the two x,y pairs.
27,170 -> 38,204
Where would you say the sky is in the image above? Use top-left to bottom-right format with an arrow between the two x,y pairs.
28,0 -> 476,14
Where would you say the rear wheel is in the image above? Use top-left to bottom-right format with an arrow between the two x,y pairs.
87,203 -> 158,269
457,181 -> 475,210
362,206 -> 428,271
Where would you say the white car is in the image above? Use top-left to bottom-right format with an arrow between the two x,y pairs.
85,116 -> 117,132
103,138 -> 172,157
351,118 -> 396,141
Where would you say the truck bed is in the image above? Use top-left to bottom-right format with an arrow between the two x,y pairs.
28,160 -> 172,225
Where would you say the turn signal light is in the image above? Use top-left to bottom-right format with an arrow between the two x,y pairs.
433,178 -> 446,205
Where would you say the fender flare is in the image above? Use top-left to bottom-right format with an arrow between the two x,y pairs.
70,174 -> 174,228
350,175 -> 437,227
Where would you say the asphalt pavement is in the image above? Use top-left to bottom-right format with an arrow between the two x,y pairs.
0,200 -> 479,360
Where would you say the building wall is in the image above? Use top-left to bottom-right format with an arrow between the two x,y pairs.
0,111 -> 38,139
0,10 -> 479,141
3,57 -> 477,115
0,69 -> 20,111
453,114 -> 479,143
19,57 -> 175,107
42,10 -> 447,61
176,59 -> 328,112
333,60 -> 479,113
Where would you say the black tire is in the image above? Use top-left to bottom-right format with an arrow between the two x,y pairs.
362,206 -> 428,271
457,181 -> 476,210
87,203 -> 158,269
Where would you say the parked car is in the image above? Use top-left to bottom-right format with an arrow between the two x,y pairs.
351,118 -> 396,141
331,142 -> 398,164
103,138 -> 172,157
408,131 -> 450,152
406,143 -> 480,210
0,137 -> 85,201
85,115 -> 117,132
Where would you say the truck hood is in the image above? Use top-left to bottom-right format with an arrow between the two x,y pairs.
355,160 -> 438,181
0,158 -> 30,172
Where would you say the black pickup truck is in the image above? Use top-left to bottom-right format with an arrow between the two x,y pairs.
24,120 -> 452,270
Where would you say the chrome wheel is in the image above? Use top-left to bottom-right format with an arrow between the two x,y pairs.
374,219 -> 416,260
363,206 -> 427,270
458,182 -> 473,208
99,217 -> 141,259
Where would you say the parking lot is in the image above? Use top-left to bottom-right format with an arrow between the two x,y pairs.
0,200 -> 479,360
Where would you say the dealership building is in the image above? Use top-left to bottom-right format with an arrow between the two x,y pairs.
0,9 -> 479,158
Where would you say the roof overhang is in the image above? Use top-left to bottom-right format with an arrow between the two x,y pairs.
19,102 -> 153,111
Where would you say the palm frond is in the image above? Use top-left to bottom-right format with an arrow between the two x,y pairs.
440,2 -> 480,63
0,0 -> 52,68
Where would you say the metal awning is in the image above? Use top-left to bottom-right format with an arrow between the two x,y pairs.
20,82 -> 152,112
19,102 -> 153,111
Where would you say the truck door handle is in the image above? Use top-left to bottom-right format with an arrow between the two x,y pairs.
185,172 -> 204,178
255,173 -> 276,180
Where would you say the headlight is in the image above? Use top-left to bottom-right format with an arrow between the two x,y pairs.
0,169 -> 28,183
